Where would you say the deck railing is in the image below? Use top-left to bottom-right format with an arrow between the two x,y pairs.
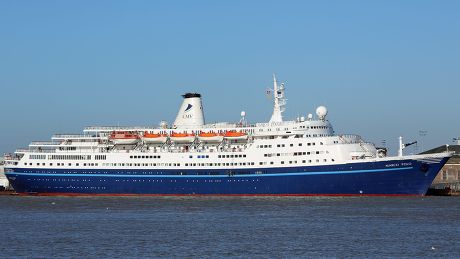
83,120 -> 308,132
30,141 -> 61,146
84,126 -> 157,132
16,149 -> 56,154
52,134 -> 98,139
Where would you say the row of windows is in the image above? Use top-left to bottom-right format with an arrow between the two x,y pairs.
95,155 -> 107,160
294,152 -> 308,156
31,178 -> 262,184
58,147 -> 77,151
258,145 -> 273,148
130,155 -> 161,159
300,134 -> 330,138
26,157 -> 335,168
34,178 -> 99,182
30,155 -> 46,160
48,155 -> 92,160
311,126 -> 329,129
274,142 -> 322,148
281,159 -> 333,164
264,151 -> 326,157
258,127 -> 289,132
256,126 -> 328,132
218,154 -> 247,158
257,159 -> 334,165
26,162 -> 99,166
27,162 -> 185,167
184,162 -> 256,167
104,163 -> 182,167
26,171 -> 260,177
190,155 -> 210,159
299,125 -> 330,130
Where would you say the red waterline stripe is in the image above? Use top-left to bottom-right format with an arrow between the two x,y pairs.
15,193 -> 423,197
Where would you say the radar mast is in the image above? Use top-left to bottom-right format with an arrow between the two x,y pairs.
269,74 -> 286,124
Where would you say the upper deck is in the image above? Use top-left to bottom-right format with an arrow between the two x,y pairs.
2,76 -> 386,168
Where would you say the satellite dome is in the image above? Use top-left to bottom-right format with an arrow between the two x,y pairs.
241,111 -> 246,117
307,114 -> 313,120
316,106 -> 328,120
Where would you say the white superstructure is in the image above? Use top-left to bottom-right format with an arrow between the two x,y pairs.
4,76 -> 386,173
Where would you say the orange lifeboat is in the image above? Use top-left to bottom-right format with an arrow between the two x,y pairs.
198,132 -> 224,142
143,132 -> 168,144
170,132 -> 196,143
224,130 -> 248,140
109,131 -> 140,145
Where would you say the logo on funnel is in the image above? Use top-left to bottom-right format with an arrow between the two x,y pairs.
184,104 -> 193,112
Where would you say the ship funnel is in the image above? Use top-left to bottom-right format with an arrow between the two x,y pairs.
173,93 -> 205,128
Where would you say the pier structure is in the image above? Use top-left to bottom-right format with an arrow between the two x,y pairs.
0,158 -> 11,190
423,144 -> 460,194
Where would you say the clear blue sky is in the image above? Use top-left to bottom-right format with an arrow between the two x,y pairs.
1,0 -> 459,155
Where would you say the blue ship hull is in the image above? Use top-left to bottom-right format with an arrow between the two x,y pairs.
5,157 -> 449,196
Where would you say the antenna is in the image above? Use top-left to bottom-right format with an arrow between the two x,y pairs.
239,111 -> 247,126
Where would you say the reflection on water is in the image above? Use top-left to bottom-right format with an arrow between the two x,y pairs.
1,196 -> 459,258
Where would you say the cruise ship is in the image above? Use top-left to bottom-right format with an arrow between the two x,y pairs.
3,76 -> 451,196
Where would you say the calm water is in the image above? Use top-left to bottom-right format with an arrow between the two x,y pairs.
1,196 -> 459,258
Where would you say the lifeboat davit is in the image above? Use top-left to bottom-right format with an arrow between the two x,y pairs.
170,132 -> 195,143
109,131 -> 140,145
224,131 -> 248,140
198,132 -> 224,142
143,132 -> 168,144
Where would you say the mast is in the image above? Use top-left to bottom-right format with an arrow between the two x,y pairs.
269,74 -> 286,124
